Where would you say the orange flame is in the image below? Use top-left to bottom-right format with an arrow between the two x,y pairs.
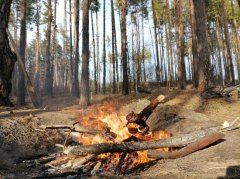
74,99 -> 171,171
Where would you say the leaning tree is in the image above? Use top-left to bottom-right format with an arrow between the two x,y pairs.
0,0 -> 17,106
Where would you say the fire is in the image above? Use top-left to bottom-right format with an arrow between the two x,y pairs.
76,99 -> 171,172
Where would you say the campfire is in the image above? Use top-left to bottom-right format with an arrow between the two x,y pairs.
72,95 -> 171,174
34,95 -> 225,177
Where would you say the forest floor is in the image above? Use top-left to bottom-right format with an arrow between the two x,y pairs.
0,87 -> 240,178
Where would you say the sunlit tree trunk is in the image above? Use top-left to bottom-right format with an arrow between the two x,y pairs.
121,0 -> 129,95
0,0 -> 17,106
72,0 -> 79,97
215,21 -> 223,84
230,0 -> 240,81
91,11 -> 97,94
34,0 -> 41,94
151,0 -> 160,82
189,0 -> 199,87
166,0 -> 174,87
17,0 -> 26,105
79,0 -> 90,106
221,0 -> 235,84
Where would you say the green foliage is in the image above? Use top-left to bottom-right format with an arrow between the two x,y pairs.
90,0 -> 101,12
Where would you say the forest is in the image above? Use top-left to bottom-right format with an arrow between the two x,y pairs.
0,0 -> 240,178
0,0 -> 239,106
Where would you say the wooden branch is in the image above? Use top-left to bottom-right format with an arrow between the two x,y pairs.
37,124 -> 101,134
148,131 -> 224,159
64,129 -> 222,156
7,29 -> 42,108
126,95 -> 165,134
36,155 -> 97,178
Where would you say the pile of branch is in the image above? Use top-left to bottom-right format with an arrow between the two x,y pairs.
30,95 -> 226,178
200,84 -> 240,101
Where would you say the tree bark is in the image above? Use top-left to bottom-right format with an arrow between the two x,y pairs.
111,0 -> 116,93
175,0 -> 186,89
121,0 -> 129,95
17,0 -> 26,105
151,0 -> 160,82
222,0 -> 235,84
72,0 -> 80,97
79,0 -> 90,106
91,10 -> 97,94
45,0 -> 52,96
102,0 -> 106,94
34,0 -> 41,94
192,0 -> 211,89
0,0 -> 17,106
189,0 -> 199,87
69,0 -> 73,92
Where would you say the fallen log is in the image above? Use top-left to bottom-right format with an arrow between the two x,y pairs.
64,128 -> 223,156
147,130 -> 224,159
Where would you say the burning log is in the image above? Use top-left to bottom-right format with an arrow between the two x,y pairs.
64,129 -> 223,156
126,95 -> 165,134
147,130 -> 224,159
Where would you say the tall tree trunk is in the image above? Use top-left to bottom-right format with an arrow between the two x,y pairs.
79,0 -> 90,106
102,0 -> 106,94
141,8 -> 146,82
96,11 -> 100,92
64,0 -> 68,91
111,0 -> 119,93
0,0 -> 17,106
111,0 -> 116,93
192,0 -> 211,89
166,0 -> 174,86
91,10 -> 97,94
230,0 -> 240,81
12,4 -> 18,97
69,0 -> 73,91
152,0 -> 160,82
45,0 -> 52,96
121,0 -> 129,95
17,0 -> 26,105
189,0 -> 199,87
72,0 -> 80,97
221,0 -> 235,84
175,0 -> 186,89
52,0 -> 57,89
34,0 -> 41,94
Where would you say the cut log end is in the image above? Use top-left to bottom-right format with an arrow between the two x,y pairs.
156,95 -> 165,103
